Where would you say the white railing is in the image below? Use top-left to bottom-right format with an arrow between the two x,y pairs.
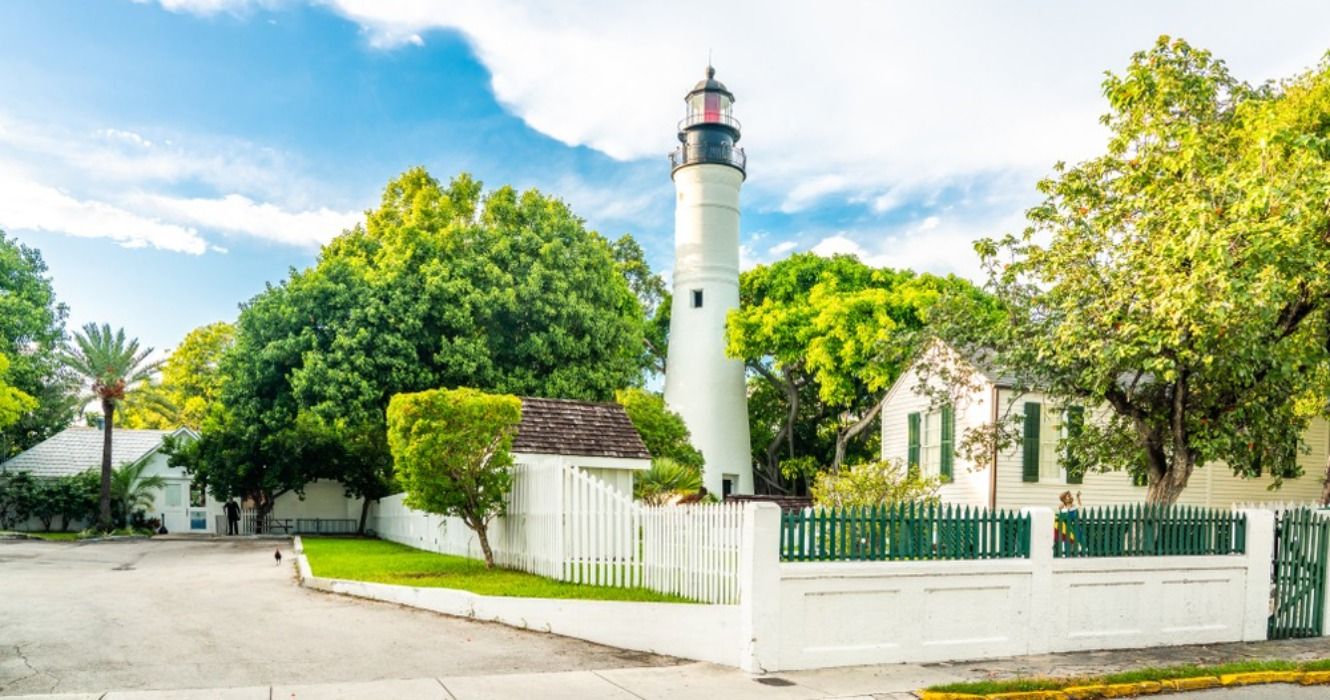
642,503 -> 743,603
371,463 -> 744,603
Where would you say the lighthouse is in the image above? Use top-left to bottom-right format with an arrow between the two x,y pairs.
663,66 -> 754,496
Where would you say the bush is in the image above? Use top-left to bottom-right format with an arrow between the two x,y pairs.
811,459 -> 940,509
634,458 -> 703,505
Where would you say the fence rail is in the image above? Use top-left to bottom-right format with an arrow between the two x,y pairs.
781,503 -> 1032,562
1053,504 -> 1246,557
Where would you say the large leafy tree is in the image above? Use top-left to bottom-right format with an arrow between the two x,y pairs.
932,38 -> 1330,503
119,321 -> 235,430
0,233 -> 77,458
60,324 -> 163,530
615,388 -> 704,470
172,169 -> 650,528
387,387 -> 522,567
728,253 -> 992,491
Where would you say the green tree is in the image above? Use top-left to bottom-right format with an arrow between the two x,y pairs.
119,322 -> 234,430
810,459 -> 940,509
728,253 -> 991,490
0,470 -> 37,529
930,38 -> 1330,503
0,354 -> 37,430
175,170 -> 650,530
615,388 -> 703,470
611,235 -> 669,374
633,457 -> 703,505
386,387 -> 522,567
51,471 -> 99,531
0,233 -> 76,459
109,460 -> 166,527
60,324 -> 163,530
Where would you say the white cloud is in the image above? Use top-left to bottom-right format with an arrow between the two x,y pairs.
809,210 -> 1027,281
282,0 -> 1330,214
768,240 -> 797,257
0,166 -> 207,254
132,193 -> 361,248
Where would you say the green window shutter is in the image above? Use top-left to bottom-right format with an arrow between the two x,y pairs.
907,412 -> 921,474
1065,405 -> 1084,484
940,404 -> 954,482
1022,402 -> 1041,483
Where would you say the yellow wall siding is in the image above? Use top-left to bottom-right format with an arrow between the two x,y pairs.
990,389 -> 1327,509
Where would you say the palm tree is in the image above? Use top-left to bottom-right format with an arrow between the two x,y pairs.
61,324 -> 162,531
633,458 -> 704,506
110,459 -> 166,528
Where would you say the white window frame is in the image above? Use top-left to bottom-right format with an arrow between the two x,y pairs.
1038,408 -> 1064,483
920,410 -> 941,476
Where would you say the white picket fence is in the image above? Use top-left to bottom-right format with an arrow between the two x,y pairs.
372,463 -> 744,603
1233,501 -> 1330,512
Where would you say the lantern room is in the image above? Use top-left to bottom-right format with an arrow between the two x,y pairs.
671,65 -> 746,177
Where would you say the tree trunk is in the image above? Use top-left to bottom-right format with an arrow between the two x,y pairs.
98,399 -> 114,531
1145,454 -> 1193,505
831,396 -> 887,473
358,497 -> 372,535
254,492 -> 274,535
1320,450 -> 1330,506
471,518 -> 495,568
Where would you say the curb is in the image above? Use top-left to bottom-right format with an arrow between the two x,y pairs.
918,669 -> 1330,699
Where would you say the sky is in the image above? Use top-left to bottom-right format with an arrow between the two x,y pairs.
1,1 -> 1329,355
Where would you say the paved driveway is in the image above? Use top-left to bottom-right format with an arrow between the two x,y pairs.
0,538 -> 676,696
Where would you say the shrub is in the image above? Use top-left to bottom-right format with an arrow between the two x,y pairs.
811,459 -> 940,509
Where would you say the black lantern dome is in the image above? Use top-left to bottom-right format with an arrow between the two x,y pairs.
670,66 -> 746,178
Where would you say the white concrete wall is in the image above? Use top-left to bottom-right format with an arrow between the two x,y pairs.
273,480 -> 363,521
664,162 -> 753,495
299,556 -> 742,667
751,507 -> 1275,671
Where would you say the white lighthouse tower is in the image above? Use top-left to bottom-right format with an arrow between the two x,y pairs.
663,66 -> 754,496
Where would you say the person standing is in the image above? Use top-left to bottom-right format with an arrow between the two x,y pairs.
224,500 -> 241,536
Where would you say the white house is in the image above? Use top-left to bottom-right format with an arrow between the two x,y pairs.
508,396 -> 652,493
0,426 -> 205,532
879,344 -> 1328,509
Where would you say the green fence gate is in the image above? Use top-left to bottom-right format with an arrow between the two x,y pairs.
1269,508 -> 1330,639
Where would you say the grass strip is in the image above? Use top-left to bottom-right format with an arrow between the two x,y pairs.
927,658 -> 1329,695
301,536 -> 693,603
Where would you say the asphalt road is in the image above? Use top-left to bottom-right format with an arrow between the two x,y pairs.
0,538 -> 676,696
1188,686 -> 1330,698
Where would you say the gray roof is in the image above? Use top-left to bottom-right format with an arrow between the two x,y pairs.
513,397 -> 652,460
0,427 -> 190,478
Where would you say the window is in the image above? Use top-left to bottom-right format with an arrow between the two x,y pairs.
1039,405 -> 1062,481
722,475 -> 736,497
189,483 -> 206,508
165,484 -> 183,508
920,410 -> 941,475
691,289 -> 704,308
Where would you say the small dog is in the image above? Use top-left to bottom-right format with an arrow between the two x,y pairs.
274,548 -> 282,566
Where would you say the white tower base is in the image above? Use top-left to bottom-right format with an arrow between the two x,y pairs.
664,163 -> 754,496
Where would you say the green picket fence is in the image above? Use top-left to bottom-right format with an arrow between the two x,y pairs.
1269,507 -> 1329,639
1053,504 -> 1246,558
780,503 -> 1031,562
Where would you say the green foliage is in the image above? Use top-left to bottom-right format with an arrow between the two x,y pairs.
615,388 -> 703,470
930,38 -> 1330,503
633,457 -> 704,505
0,354 -> 37,430
0,232 -> 76,459
729,253 -> 992,490
302,537 -> 689,602
178,170 -> 652,531
386,387 -> 522,567
119,322 -> 234,430
109,460 -> 167,527
0,470 -> 38,528
810,459 -> 939,509
50,470 -> 99,531
611,235 -> 669,375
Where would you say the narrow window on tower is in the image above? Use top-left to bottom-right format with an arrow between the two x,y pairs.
691,289 -> 704,308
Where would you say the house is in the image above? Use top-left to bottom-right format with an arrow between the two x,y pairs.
0,426 -> 204,532
879,343 -> 1327,509
509,396 -> 652,495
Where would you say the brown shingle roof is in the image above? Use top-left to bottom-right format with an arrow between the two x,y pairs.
512,397 -> 651,460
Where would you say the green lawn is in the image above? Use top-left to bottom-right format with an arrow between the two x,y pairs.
24,531 -> 80,541
928,658 -> 1330,695
301,536 -> 691,603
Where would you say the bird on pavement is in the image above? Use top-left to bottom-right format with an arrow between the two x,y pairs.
274,548 -> 282,566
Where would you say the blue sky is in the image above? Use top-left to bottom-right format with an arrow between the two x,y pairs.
1,1 -> 1329,354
